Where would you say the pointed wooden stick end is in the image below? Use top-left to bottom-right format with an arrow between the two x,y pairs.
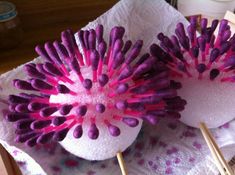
117,151 -> 128,175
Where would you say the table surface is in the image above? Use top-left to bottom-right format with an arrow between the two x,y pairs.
0,23 -> 79,74
0,144 -> 22,175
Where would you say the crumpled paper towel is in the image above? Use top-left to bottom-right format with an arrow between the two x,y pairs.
1,0 -> 235,174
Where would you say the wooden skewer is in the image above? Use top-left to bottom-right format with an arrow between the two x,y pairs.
200,122 -> 233,175
199,122 -> 234,175
200,122 -> 233,174
199,123 -> 227,175
117,152 -> 128,175
204,127 -> 234,175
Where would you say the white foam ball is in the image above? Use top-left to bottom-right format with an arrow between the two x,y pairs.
177,77 -> 235,128
60,119 -> 142,160
50,69 -> 143,160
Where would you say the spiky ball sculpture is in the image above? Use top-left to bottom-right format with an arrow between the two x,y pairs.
150,17 -> 235,128
6,25 -> 185,160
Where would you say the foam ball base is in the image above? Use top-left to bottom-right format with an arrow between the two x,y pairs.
60,119 -> 142,160
177,77 -> 235,128
49,70 -> 143,160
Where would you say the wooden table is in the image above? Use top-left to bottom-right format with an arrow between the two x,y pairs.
0,1 -> 118,174
0,145 -> 22,175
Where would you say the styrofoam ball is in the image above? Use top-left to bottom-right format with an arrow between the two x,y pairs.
60,119 -> 142,160
177,77 -> 235,128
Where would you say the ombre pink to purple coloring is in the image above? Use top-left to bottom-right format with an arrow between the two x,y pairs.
5,24 -> 185,147
150,17 -> 235,81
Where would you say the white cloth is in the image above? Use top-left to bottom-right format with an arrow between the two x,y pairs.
1,0 -> 234,174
